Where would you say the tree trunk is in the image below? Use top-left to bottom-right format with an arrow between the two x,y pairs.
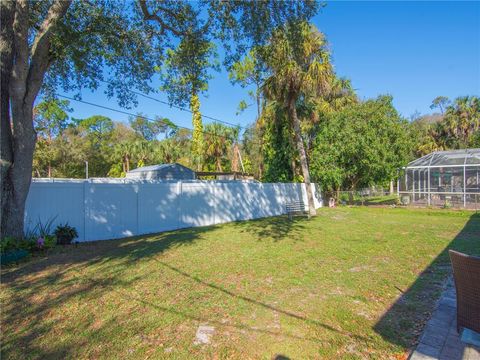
4,0 -> 36,239
291,158 -> 297,180
349,181 -> 359,205
256,91 -> 261,120
231,143 -> 239,172
2,106 -> 37,239
288,99 -> 316,216
1,0 -> 71,239
1,1 -> 16,239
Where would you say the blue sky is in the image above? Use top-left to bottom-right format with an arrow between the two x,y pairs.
63,1 -> 480,131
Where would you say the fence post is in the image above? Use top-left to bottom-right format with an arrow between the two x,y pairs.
177,181 -> 182,230
463,164 -> 466,208
83,180 -> 88,241
427,167 -> 431,206
136,184 -> 140,236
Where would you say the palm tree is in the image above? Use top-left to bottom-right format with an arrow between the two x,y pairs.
229,126 -> 242,172
132,139 -> 152,168
204,123 -> 235,172
155,138 -> 182,164
443,96 -> 480,146
261,21 -> 334,216
113,141 -> 135,173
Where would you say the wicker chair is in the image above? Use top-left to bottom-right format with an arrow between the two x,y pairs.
449,250 -> 480,334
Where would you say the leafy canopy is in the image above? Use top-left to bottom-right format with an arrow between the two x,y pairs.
261,21 -> 334,106
33,99 -> 72,139
310,96 -> 413,191
129,114 -> 176,141
37,0 -> 319,107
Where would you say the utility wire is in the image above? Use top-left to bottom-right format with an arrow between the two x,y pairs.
56,93 -> 262,146
79,74 -> 249,130
112,86 -> 246,129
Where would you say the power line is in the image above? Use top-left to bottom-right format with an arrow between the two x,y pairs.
116,86 -> 246,129
82,75 -> 249,130
56,93 -> 262,145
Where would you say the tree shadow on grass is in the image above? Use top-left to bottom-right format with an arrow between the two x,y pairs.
51,256 -> 369,346
149,258 -> 368,341
373,212 -> 480,354
0,215 -> 337,359
0,225 -> 211,359
1,225 -> 210,284
231,215 -> 310,242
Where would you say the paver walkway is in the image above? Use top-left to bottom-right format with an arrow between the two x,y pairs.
410,278 -> 480,360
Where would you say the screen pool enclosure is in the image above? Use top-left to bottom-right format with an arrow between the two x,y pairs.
398,149 -> 480,209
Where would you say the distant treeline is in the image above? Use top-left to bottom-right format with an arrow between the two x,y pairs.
33,94 -> 479,193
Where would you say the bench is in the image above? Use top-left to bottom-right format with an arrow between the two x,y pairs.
286,200 -> 307,220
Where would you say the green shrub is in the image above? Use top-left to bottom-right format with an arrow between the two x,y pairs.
43,235 -> 57,249
54,224 -> 78,245
339,193 -> 349,203
1,237 -> 36,255
0,237 -> 20,254
25,216 -> 57,240
443,200 -> 453,209
18,238 -> 36,252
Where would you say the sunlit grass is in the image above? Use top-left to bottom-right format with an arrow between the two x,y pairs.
1,207 -> 478,359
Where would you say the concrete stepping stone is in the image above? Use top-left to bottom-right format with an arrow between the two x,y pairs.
194,325 -> 215,345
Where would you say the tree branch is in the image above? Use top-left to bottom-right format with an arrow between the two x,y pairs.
138,0 -> 187,37
26,0 -> 72,104
10,0 -> 29,101
0,0 -> 15,170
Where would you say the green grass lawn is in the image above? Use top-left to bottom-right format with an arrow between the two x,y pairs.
1,207 -> 479,359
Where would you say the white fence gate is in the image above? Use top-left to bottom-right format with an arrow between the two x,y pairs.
25,179 -> 322,242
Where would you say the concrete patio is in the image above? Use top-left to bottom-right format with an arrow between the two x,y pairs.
410,278 -> 480,360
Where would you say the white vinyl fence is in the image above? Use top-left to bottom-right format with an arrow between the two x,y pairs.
25,179 -> 322,242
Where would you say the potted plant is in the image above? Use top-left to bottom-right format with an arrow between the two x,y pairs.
54,223 -> 78,245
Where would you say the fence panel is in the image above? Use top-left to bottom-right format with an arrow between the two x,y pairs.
214,182 -> 254,223
137,182 -> 181,234
178,182 -> 218,228
25,180 -> 322,242
25,182 -> 85,240
85,183 -> 138,241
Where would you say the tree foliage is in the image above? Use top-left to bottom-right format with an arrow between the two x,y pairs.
310,96 -> 413,192
2,0 -> 319,239
31,101 -> 247,179
258,103 -> 295,182
229,49 -> 265,117
130,114 -> 176,141
33,99 -> 72,140
413,96 -> 480,155
190,94 -> 205,171
430,96 -> 450,115
203,123 -> 239,172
